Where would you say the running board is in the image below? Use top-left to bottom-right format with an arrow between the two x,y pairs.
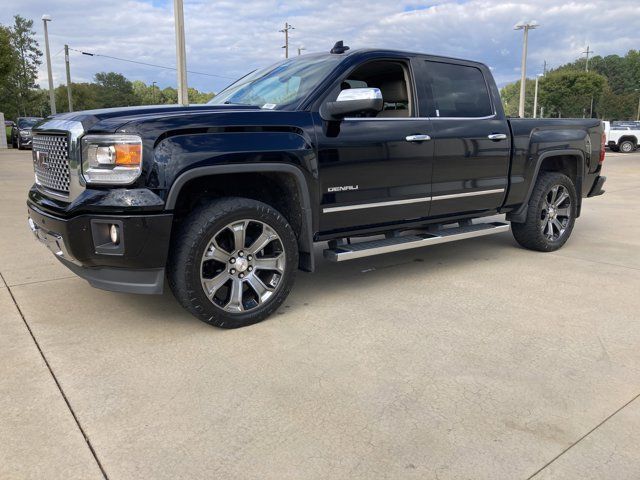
323,222 -> 510,262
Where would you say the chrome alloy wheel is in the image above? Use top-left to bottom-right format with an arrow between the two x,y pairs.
200,219 -> 286,313
541,184 -> 571,241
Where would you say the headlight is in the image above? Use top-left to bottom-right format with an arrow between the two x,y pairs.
81,134 -> 142,185
20,129 -> 31,136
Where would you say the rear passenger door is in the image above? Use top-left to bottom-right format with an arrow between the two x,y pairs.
417,60 -> 511,217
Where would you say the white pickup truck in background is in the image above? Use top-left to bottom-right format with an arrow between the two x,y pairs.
604,121 -> 640,153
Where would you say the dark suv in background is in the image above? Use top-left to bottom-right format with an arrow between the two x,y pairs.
11,117 -> 43,149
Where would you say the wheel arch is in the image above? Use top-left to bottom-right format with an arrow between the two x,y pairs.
618,135 -> 638,148
165,164 -> 315,272
507,149 -> 584,223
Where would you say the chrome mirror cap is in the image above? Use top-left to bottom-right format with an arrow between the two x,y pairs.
336,88 -> 382,102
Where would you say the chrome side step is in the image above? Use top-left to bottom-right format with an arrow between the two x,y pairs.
323,222 -> 510,262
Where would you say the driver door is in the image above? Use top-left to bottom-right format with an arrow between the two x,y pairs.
314,58 -> 434,233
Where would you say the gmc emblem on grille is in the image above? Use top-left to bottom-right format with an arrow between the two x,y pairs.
34,150 -> 49,169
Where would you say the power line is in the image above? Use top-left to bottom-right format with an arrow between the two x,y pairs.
67,47 -> 235,80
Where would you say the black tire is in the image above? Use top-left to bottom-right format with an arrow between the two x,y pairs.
17,137 -> 23,150
167,197 -> 298,328
511,172 -> 577,252
619,140 -> 635,153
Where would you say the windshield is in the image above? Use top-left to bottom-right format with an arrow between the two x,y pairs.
18,118 -> 40,128
208,55 -> 342,109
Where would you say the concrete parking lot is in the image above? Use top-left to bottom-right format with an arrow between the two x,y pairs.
1,148 -> 639,480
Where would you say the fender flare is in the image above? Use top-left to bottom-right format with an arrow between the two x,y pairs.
506,149 -> 585,223
164,163 -> 316,272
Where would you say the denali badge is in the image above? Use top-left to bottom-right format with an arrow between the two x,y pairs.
328,185 -> 359,192
34,150 -> 49,169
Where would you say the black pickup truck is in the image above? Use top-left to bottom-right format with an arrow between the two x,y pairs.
27,43 -> 606,328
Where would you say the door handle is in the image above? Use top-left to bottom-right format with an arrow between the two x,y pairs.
487,133 -> 507,141
405,134 -> 431,142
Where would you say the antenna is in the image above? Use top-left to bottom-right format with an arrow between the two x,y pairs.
330,41 -> 350,54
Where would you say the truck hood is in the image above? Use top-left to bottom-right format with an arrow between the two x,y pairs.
37,104 -> 261,134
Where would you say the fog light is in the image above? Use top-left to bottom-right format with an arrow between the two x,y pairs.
110,224 -> 120,244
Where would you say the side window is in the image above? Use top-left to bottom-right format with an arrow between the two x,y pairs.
425,61 -> 493,118
331,60 -> 414,118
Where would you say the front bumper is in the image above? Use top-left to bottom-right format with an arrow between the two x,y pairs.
27,202 -> 173,294
19,136 -> 32,147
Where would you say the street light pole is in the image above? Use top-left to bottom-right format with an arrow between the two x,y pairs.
636,91 -> 640,122
64,44 -> 73,112
152,81 -> 157,104
515,21 -> 539,118
297,46 -> 306,56
42,15 -> 56,115
533,73 -> 542,118
173,0 -> 189,105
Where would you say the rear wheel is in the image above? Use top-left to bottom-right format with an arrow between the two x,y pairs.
511,172 -> 577,252
619,140 -> 635,153
168,197 -> 298,328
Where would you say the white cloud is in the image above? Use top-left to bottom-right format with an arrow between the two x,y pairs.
0,0 -> 637,94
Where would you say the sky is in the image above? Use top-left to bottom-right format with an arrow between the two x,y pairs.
0,0 -> 638,94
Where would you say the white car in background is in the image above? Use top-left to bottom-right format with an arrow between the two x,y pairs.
603,121 -> 639,153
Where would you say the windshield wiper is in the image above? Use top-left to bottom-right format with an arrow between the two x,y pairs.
223,101 -> 252,106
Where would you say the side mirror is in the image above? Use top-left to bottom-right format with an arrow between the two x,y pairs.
320,88 -> 383,121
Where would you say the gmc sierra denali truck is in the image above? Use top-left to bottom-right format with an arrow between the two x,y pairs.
27,42 -> 606,328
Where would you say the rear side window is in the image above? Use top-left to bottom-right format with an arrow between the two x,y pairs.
424,61 -> 493,118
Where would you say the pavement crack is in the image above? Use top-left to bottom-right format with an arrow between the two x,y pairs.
0,271 -> 110,480
526,391 -> 640,479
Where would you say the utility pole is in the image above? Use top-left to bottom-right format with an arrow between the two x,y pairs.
64,44 -> 73,112
582,46 -> 594,118
583,45 -> 593,72
173,0 -> 189,105
636,90 -> 640,122
152,81 -> 157,104
42,15 -> 56,115
514,21 -> 539,118
280,22 -> 295,59
543,60 -> 547,76
297,46 -> 306,56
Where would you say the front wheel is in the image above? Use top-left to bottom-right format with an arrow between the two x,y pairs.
167,197 -> 298,328
511,172 -> 577,252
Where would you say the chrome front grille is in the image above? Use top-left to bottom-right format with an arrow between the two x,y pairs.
32,134 -> 70,195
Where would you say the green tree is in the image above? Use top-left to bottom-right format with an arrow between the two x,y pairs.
6,15 -> 42,117
500,50 -> 640,120
500,78 -> 536,117
0,26 -> 13,86
132,80 -> 155,105
53,82 -> 102,113
94,72 -> 137,107
160,86 -> 178,104
538,70 -> 606,118
188,87 -> 215,104
555,50 -> 640,95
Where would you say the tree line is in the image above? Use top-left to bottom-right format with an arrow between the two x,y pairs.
501,50 -> 640,120
0,15 -> 215,121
